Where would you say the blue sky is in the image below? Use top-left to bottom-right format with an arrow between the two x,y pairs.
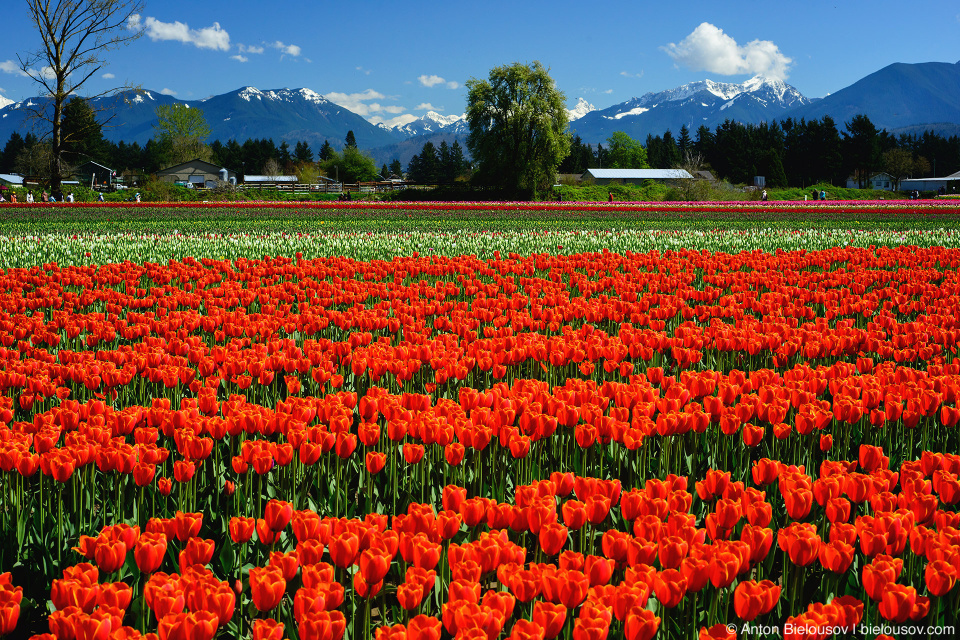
1,0 -> 958,127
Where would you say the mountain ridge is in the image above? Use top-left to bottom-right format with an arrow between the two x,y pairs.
1,61 -> 958,167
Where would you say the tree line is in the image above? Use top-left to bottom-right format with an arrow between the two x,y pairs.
0,97 -> 407,186
559,115 -> 960,189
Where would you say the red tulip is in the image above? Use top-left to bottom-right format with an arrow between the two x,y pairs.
532,601 -> 566,640
249,566 -> 286,612
253,618 -> 284,640
366,452 -> 386,474
624,606 -> 660,640
263,500 -> 294,532
538,522 -> 568,557
653,569 -> 687,608
229,517 -> 255,544
733,579 -> 780,621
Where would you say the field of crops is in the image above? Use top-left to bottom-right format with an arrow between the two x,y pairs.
1,201 -> 959,640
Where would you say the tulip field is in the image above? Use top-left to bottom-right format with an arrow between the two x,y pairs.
2,200 -> 960,640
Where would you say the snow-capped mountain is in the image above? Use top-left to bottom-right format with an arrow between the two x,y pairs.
0,86 -> 399,151
0,94 -> 12,110
569,75 -> 812,143
567,98 -> 596,121
391,111 -> 467,139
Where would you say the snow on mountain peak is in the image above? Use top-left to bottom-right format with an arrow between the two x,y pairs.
568,97 -> 596,121
238,87 -> 263,101
0,95 -> 11,110
423,111 -> 463,126
298,88 -> 326,104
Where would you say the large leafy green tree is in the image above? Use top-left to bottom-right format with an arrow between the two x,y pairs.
319,146 -> 378,183
465,61 -> 570,196
605,131 -> 649,169
154,103 -> 212,165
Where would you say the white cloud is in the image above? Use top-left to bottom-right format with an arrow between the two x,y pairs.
160,88 -> 177,96
418,74 -> 444,87
370,113 -> 419,128
130,14 -> 231,51
415,103 -> 440,111
238,44 -> 263,55
102,72 -> 116,79
620,70 -> 644,79
230,55 -> 248,63
271,41 -> 301,57
356,66 -> 372,75
662,22 -> 791,79
0,60 -> 28,77
418,74 -> 459,89
325,89 -> 389,116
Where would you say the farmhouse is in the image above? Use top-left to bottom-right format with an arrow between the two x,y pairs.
845,172 -> 895,190
156,159 -> 237,188
581,168 -> 693,185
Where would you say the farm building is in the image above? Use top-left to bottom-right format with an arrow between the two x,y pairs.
156,159 -> 237,187
899,170 -> 960,193
0,174 -> 24,188
243,175 -> 298,187
73,161 -> 115,189
845,172 -> 895,190
581,168 -> 693,185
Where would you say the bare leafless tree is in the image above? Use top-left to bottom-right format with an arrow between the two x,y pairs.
17,0 -> 144,194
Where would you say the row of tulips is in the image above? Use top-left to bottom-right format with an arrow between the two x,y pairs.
5,229 -> 960,268
4,455 -> 959,640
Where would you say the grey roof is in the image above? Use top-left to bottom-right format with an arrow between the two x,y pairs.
584,168 -> 693,180
0,174 -> 24,185
243,175 -> 298,182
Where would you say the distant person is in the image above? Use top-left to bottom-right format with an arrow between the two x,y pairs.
49,194 -> 57,203
761,189 -> 768,201
25,191 -> 33,203
66,192 -> 74,202
41,192 -> 49,202
608,191 -> 614,202
9,193 -> 16,203
135,192 -> 141,202
819,189 -> 826,200
0,195 -> 6,202
98,192 -> 104,202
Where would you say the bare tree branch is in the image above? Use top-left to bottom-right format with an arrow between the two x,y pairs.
15,0 -> 144,192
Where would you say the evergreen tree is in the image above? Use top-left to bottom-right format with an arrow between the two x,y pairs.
60,96 -> 109,165
660,130 -> 682,168
389,159 -> 403,178
344,130 -> 357,149
438,140 -> 452,183
677,125 -> 691,159
842,115 -> 882,188
294,141 -> 313,163
558,134 -> 594,173
448,141 -> 468,180
318,140 -> 334,161
0,133 -> 27,174
278,141 -> 292,170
